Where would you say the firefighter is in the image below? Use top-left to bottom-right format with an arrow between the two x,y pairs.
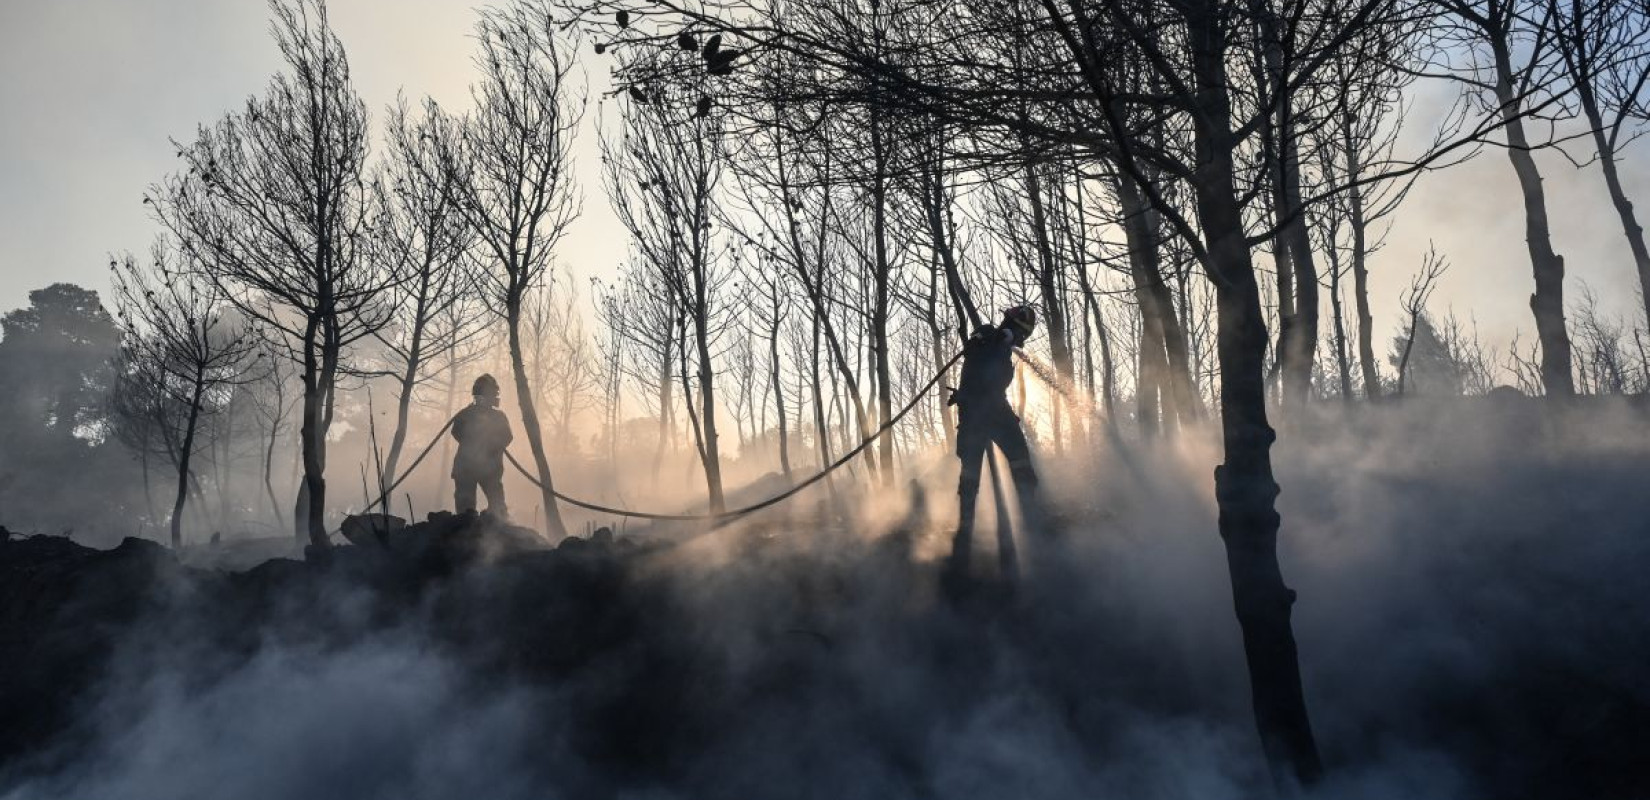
451,374 -> 513,518
947,305 -> 1045,573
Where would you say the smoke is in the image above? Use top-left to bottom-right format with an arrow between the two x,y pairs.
14,642 -> 550,800
4,397 -> 1648,800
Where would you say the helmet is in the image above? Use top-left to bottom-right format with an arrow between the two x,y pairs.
1002,305 -> 1037,340
472,374 -> 501,398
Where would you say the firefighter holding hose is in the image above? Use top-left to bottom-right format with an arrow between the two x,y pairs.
451,374 -> 513,518
947,305 -> 1047,573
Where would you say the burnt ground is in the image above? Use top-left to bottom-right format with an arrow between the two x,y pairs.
2,400 -> 1650,800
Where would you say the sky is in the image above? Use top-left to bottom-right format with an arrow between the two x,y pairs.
0,0 -> 629,318
2,0 -> 1647,364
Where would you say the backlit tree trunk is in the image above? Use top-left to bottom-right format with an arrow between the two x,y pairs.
1187,5 -> 1324,783
1491,28 -> 1575,395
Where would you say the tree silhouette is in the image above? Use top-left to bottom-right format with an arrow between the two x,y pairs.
111,245 -> 259,548
150,0 -> 394,550
443,0 -> 584,538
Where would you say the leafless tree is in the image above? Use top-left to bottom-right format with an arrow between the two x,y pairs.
1550,0 -> 1650,326
245,337 -> 297,529
735,323 -> 762,450
149,0 -> 394,549
444,0 -> 584,538
373,95 -> 484,496
745,254 -> 795,478
719,85 -> 882,480
561,0 -> 1593,780
601,261 -> 683,484
1102,165 -> 1200,434
111,245 -> 259,548
1506,330 -> 1547,394
1570,283 -> 1639,394
591,276 -> 629,471
1436,310 -> 1500,395
604,84 -> 733,511
1431,0 -> 1578,395
1313,51 -> 1419,400
1395,244 -> 1449,396
523,281 -> 600,454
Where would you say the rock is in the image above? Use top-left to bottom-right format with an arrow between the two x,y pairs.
0,535 -> 179,763
339,514 -> 407,549
111,535 -> 170,564
370,512 -> 544,575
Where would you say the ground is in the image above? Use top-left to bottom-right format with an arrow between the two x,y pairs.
1,397 -> 1647,800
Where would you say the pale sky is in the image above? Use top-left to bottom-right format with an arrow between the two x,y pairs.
2,0 -> 1646,363
0,0 -> 628,316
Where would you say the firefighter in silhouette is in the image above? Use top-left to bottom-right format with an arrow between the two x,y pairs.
452,374 -> 513,517
947,305 -> 1045,572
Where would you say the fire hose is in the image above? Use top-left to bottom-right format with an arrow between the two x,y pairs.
362,349 -> 965,525
505,349 -> 964,522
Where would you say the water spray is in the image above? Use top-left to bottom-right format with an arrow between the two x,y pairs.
1013,348 -> 1103,424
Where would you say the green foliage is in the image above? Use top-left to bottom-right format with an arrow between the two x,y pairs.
0,284 -> 144,540
0,283 -> 121,439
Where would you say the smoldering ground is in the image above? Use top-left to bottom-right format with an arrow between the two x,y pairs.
2,398 -> 1647,800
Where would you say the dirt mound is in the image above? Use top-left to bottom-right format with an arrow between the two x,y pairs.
0,534 -> 177,765
335,510 -> 547,573
0,515 -> 644,778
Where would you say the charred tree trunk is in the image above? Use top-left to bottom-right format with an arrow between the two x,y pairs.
507,291 -> 569,539
1329,252 -> 1353,402
1575,85 -> 1650,327
1115,173 -> 1200,429
871,118 -> 896,486
297,316 -> 330,550
1492,34 -> 1574,396
768,311 -> 793,480
380,312 -> 425,497
653,306 -> 677,484
1021,160 -> 1076,452
809,299 -> 834,478
1342,120 -> 1382,399
1117,176 -> 1170,434
1023,163 -> 1077,392
1064,172 -> 1113,424
139,447 -> 157,524
1188,6 -> 1323,785
212,408 -> 234,533
1073,248 -> 1118,423
691,296 -> 726,513
776,145 -> 880,481
928,254 -> 959,453
1252,5 -> 1317,408
1263,128 -> 1298,402
170,375 -> 206,549
1095,298 -> 1117,422
924,162 -> 982,333
1280,130 -> 1320,407
262,406 -> 284,530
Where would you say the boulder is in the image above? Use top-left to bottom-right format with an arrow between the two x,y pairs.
338,513 -> 407,549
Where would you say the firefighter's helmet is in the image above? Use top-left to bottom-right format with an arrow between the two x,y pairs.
1002,305 -> 1038,341
472,373 -> 501,398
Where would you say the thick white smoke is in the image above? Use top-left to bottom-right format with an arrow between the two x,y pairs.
4,397 -> 1648,800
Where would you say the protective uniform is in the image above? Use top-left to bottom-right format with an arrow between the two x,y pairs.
949,307 -> 1043,566
452,375 -> 513,517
